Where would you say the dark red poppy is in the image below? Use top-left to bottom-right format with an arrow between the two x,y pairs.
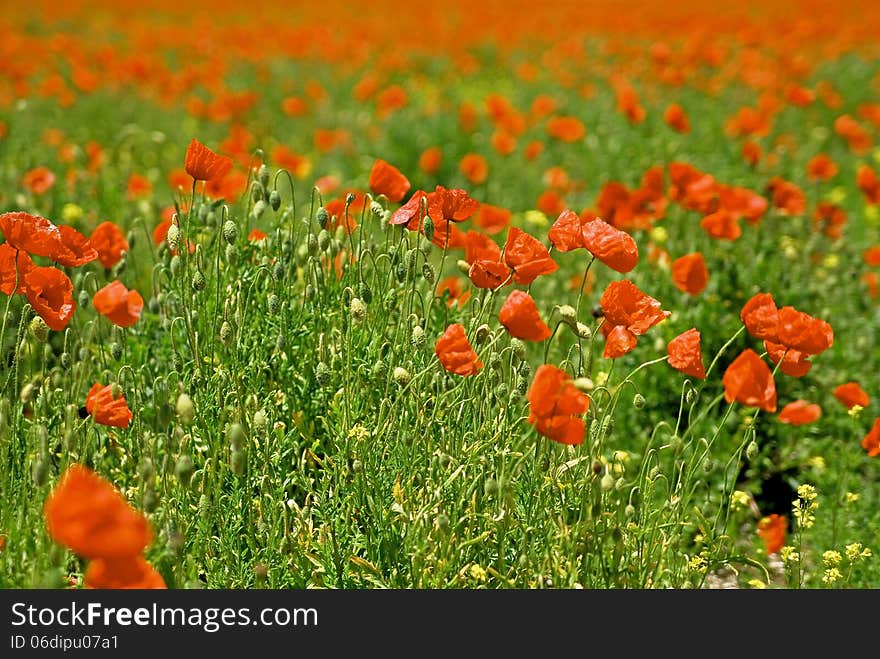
93,281 -> 143,328
671,252 -> 708,295
368,159 -> 411,203
581,217 -> 638,273
503,227 -> 558,285
722,349 -> 777,412
526,364 -> 591,445
185,138 -> 233,182
498,290 -> 551,342
667,328 -> 706,379
89,222 -> 129,270
777,400 -> 821,426
86,383 -> 133,428
435,323 -> 482,376
22,266 -> 75,331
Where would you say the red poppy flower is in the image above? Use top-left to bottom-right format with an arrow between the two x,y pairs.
498,290 -> 551,342
776,307 -> 833,356
248,228 -> 268,241
0,243 -> 34,295
389,190 -> 426,227
431,185 -> 480,222
806,154 -> 838,181
418,146 -> 442,175
722,349 -> 777,412
718,186 -> 768,225
526,364 -> 590,445
436,277 -> 471,308
22,166 -> 56,195
814,202 -> 847,239
22,266 -> 75,331
671,253 -> 708,295
86,383 -> 133,428
599,280 -> 669,359
663,103 -> 690,133
764,341 -> 812,378
700,211 -> 741,240
581,217 -> 638,273
185,138 -> 234,183
93,281 -> 143,328
546,116 -> 586,142
464,230 -> 501,265
0,212 -> 64,259
435,323 -> 482,376
44,464 -> 151,559
757,514 -> 787,555
740,293 -> 779,342
667,328 -> 706,379
767,177 -> 806,215
54,225 -> 98,267
475,204 -> 512,235
468,259 -> 511,290
833,382 -> 870,409
548,209 -> 586,253
89,222 -> 129,270
459,153 -> 488,185
777,400 -> 821,426
857,165 -> 880,204
503,227 -> 558,285
85,555 -> 166,589
864,246 -> 880,267
368,159 -> 411,203
863,418 -> 880,457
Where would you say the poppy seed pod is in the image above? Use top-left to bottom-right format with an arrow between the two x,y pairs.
268,294 -> 280,315
176,393 -> 194,425
269,189 -> 282,211
28,316 -> 49,343
166,223 -> 180,252
174,454 -> 195,488
222,220 -> 238,245
350,297 -> 367,323
393,366 -> 411,387
557,305 -> 578,326
315,207 -> 328,227
317,229 -> 331,252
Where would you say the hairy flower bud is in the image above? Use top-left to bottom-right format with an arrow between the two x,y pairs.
350,297 -> 367,323
222,220 -> 238,245
268,189 -> 281,211
393,366 -> 411,387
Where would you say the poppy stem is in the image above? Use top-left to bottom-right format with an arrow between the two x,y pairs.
574,255 -> 596,318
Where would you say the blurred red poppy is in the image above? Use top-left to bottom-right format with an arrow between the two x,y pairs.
459,153 -> 488,185
700,211 -> 741,240
44,464 -> 150,559
857,165 -> 880,204
368,159 -> 410,203
667,328 -> 706,379
93,281 -> 143,328
499,290 -> 551,342
526,364 -> 590,445
475,204 -> 511,235
435,323 -> 482,376
777,400 -> 821,426
89,222 -> 129,270
722,349 -> 777,412
185,138 -> 233,182
85,556 -> 166,589
757,514 -> 787,555
22,166 -> 56,195
671,252 -> 708,295
833,382 -> 870,409
863,418 -> 880,457
86,383 -> 133,428
806,154 -> 838,181
22,266 -> 75,331
663,103 -> 690,133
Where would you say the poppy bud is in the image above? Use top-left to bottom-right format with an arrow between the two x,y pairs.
110,342 -> 123,361
575,322 -> 592,339
307,233 -> 319,256
746,441 -> 759,461
317,228 -> 331,253
31,457 -> 49,486
111,253 -> 127,278
518,362 -> 531,379
411,325 -> 426,349
230,448 -> 247,475
142,487 -> 159,513
271,260 -> 284,282
267,293 -> 280,315
28,316 -> 49,343
510,338 -> 527,360
252,182 -> 264,203
60,352 -> 71,370
222,220 -> 238,245
573,377 -> 594,392
269,189 -> 282,211
253,409 -> 268,429
358,282 -> 372,304
139,457 -> 155,481
516,375 -> 529,395
305,284 -> 315,300
220,321 -> 234,347
176,392 -> 194,425
423,215 -> 435,242
422,262 -> 436,284
600,472 -> 615,491
20,382 -> 36,404
456,259 -> 470,275
191,270 -> 206,292
225,244 -> 238,265
252,199 -> 267,219
175,454 -> 195,487
625,504 -> 636,517
633,394 -> 646,409
368,201 -> 383,218
227,422 -> 246,451
393,366 -> 411,387
557,305 -> 578,326
166,223 -> 180,252
315,207 -> 329,227
170,254 -> 182,277
475,324 -> 491,345
436,514 -> 450,533
350,297 -> 367,323
258,164 -> 270,188
315,362 -> 331,387
76,289 -> 90,309
494,383 -> 509,399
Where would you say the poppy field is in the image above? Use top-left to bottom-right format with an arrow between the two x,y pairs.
2,0 -> 880,590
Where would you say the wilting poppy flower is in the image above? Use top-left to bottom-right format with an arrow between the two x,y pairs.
599,280 -> 669,358
475,204 -> 511,235
862,418 -> 880,457
459,153 -> 488,185
44,464 -> 151,559
54,225 -> 98,267
722,349 -> 777,412
503,227 -> 558,285
526,364 -> 590,445
185,138 -> 234,182
857,165 -> 880,204
740,293 -> 779,342
671,253 -> 708,295
663,103 -> 690,133
0,212 -> 65,259
757,514 -> 787,555
368,159 -> 410,203
833,382 -> 870,409
85,556 -> 166,589
700,211 -> 741,241
89,222 -> 129,270
86,383 -> 133,428
0,243 -> 34,295
581,218 -> 638,273
764,341 -> 812,378
23,266 -> 75,331
93,281 -> 143,328
806,154 -> 838,181
776,306 -> 833,356
548,209 -> 586,252
499,290 -> 551,342
435,323 -> 482,376
546,116 -> 586,142
667,328 -> 706,379
777,400 -> 821,426
22,166 -> 56,195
